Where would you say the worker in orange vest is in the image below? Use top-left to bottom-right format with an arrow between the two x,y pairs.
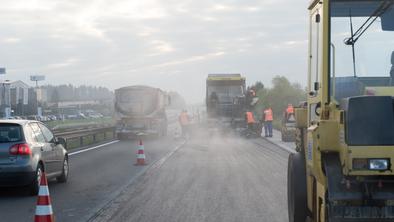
286,104 -> 295,120
245,111 -> 256,132
178,110 -> 190,137
263,107 -> 274,137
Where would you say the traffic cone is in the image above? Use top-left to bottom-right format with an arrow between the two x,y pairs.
34,173 -> 54,222
136,140 -> 146,165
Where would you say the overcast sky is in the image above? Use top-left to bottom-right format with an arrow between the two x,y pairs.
0,0 -> 308,103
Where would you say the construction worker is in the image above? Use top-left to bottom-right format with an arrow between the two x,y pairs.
263,107 -> 273,137
178,110 -> 190,137
245,110 -> 256,132
285,104 -> 295,120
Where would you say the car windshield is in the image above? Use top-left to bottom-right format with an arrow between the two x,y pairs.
330,0 -> 394,102
0,124 -> 22,143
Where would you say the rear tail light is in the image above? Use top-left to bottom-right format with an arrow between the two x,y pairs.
9,143 -> 32,156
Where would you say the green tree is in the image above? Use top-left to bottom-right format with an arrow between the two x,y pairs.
249,81 -> 265,92
253,76 -> 306,121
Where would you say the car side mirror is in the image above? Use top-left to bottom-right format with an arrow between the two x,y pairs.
56,137 -> 67,147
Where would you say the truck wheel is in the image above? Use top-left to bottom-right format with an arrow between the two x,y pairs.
288,152 -> 307,222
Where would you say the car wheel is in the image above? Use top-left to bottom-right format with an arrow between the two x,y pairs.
29,163 -> 43,196
56,157 -> 69,183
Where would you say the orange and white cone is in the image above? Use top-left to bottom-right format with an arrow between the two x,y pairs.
34,173 -> 54,222
136,140 -> 146,165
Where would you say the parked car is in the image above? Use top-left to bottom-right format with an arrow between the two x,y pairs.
47,115 -> 57,121
83,109 -> 104,119
0,120 -> 68,195
87,113 -> 103,119
26,115 -> 39,121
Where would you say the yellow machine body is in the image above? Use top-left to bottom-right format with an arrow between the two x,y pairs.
288,0 -> 394,221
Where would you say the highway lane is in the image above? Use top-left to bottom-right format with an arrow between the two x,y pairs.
0,135 -> 184,222
91,129 -> 289,222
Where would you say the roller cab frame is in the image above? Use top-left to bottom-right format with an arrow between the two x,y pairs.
288,0 -> 394,221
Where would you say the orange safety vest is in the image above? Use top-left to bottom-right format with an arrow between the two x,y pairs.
179,112 -> 189,125
264,109 -> 273,121
286,105 -> 294,114
246,112 -> 255,124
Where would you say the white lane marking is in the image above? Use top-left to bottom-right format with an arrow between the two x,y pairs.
35,205 -> 53,215
86,140 -> 187,222
69,140 -> 120,156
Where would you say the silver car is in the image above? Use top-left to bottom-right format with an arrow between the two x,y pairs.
0,120 -> 68,195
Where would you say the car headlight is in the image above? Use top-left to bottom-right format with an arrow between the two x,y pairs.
369,159 -> 389,171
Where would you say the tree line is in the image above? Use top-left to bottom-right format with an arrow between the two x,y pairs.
250,76 -> 306,120
44,84 -> 113,103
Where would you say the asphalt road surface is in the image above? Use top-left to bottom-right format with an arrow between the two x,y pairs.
0,125 -> 290,222
91,128 -> 289,222
0,136 -> 184,222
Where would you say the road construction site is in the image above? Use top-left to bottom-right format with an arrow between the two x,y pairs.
0,123 -> 293,222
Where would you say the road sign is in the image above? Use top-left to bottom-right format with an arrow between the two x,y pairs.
30,75 -> 45,81
0,68 -> 6,75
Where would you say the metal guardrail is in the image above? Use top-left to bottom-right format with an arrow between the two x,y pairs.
54,126 -> 117,150
52,110 -> 181,150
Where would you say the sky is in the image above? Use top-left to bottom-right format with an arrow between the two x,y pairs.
0,0 -> 308,103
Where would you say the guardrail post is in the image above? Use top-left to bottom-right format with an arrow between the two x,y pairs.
80,137 -> 83,147
93,134 -> 96,143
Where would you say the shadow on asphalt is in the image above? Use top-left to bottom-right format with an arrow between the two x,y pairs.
0,179 -> 60,198
0,187 -> 33,197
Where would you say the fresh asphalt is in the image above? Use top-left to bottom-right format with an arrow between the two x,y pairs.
91,128 -> 289,222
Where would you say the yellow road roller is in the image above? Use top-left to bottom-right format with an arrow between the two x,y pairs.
288,0 -> 394,221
